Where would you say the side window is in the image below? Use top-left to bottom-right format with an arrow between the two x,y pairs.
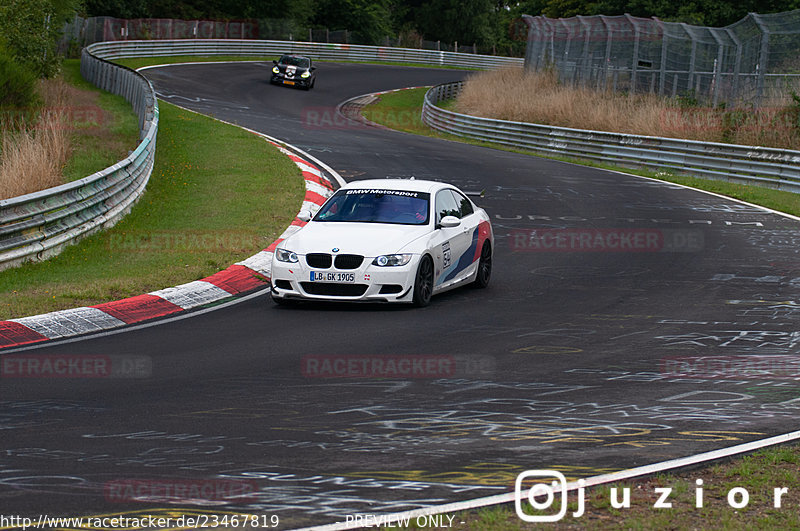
435,190 -> 462,224
452,190 -> 474,217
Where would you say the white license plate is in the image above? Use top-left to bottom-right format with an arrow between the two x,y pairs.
310,271 -> 355,283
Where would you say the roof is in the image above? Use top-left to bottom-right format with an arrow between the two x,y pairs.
341,178 -> 452,194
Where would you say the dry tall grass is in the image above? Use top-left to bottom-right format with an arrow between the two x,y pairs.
0,79 -> 72,200
454,67 -> 800,149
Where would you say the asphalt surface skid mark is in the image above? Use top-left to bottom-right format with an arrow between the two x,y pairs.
1,62 -> 799,528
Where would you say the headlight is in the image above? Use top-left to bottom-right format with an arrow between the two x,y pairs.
372,254 -> 413,267
272,66 -> 279,74
301,71 -> 311,78
275,248 -> 299,263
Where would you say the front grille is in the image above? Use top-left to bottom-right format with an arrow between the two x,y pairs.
306,253 -> 332,268
334,254 -> 364,269
300,283 -> 368,297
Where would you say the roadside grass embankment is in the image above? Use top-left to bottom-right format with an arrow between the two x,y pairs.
456,67 -> 800,149
0,59 -> 138,200
361,85 -> 800,218
0,77 -> 303,319
0,60 -> 138,200
385,443 -> 800,530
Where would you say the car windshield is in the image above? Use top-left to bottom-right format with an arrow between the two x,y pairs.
280,56 -> 310,68
314,189 -> 430,225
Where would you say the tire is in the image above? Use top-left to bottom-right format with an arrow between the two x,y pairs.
473,241 -> 492,288
412,255 -> 434,307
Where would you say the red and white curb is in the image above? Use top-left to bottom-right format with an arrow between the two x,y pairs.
336,86 -> 427,130
0,136 -> 337,350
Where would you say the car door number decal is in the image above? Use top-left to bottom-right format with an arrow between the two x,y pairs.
442,240 -> 451,268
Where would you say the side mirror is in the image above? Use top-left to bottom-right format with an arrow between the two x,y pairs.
311,66 -> 316,71
272,60 -> 278,65
297,210 -> 312,222
439,216 -> 461,229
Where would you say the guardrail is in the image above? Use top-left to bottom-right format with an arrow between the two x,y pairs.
0,46 -> 158,271
86,39 -> 523,69
423,82 -> 800,194
1,39 -> 521,272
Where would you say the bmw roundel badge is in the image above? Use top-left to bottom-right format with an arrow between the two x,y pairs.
332,248 -> 339,253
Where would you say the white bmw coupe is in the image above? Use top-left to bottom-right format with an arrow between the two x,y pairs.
270,179 -> 493,306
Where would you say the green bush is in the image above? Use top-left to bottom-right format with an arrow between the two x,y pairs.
0,50 -> 39,110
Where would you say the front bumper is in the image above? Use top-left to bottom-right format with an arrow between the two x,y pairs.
271,74 -> 312,88
270,255 -> 418,303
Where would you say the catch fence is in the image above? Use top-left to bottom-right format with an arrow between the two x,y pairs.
523,10 -> 800,106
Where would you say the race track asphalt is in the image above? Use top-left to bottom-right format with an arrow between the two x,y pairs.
1,61 -> 799,529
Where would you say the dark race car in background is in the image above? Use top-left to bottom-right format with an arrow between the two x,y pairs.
271,54 -> 316,90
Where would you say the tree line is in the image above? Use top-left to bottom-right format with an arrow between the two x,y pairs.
83,0 -> 800,49
2,0 -> 800,89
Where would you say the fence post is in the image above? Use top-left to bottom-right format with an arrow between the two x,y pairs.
599,16 -> 613,91
710,29 -> 725,107
725,28 -> 743,106
681,23 -> 697,95
625,14 -> 640,93
543,18 -> 556,65
559,19 -> 572,82
654,18 -> 667,96
577,16 -> 591,85
750,13 -> 770,106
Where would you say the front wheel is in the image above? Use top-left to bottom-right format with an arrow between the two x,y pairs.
412,255 -> 434,307
473,241 -> 492,288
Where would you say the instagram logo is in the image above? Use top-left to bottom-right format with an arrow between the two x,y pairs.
515,470 -> 586,522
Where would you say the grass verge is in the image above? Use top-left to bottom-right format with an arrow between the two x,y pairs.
361,88 -> 800,218
0,100 -> 303,319
384,443 -> 800,529
59,59 -> 140,182
0,60 -> 138,199
455,67 -> 800,149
